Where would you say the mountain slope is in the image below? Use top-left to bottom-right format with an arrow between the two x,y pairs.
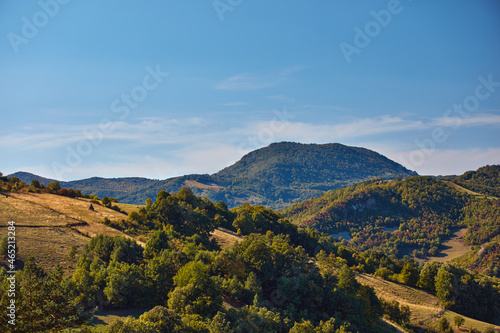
8,142 -> 416,208
216,142 -> 414,188
448,164 -> 500,198
143,142 -> 417,208
282,171 -> 500,258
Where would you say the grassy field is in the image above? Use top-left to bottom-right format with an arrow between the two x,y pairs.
86,308 -> 149,332
357,273 -> 500,332
418,228 -> 472,264
0,192 -> 141,272
211,227 -> 242,249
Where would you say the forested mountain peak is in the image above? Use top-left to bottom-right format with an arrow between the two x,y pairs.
215,142 -> 416,187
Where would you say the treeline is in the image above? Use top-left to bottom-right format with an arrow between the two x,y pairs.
0,174 -> 82,197
453,237 -> 500,278
0,194 -> 389,331
2,185 -> 500,331
283,176 -> 500,257
0,173 -> 124,213
449,164 -> 500,198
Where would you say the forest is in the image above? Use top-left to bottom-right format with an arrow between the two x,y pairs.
283,175 -> 500,259
1,169 -> 500,332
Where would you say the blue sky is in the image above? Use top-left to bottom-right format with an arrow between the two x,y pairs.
1,0 -> 499,180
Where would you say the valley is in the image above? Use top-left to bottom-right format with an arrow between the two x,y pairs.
1,150 -> 499,332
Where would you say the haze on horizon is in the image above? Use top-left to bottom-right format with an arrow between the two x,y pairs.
1,1 -> 499,180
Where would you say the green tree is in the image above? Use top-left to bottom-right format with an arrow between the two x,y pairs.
68,245 -> 77,260
168,261 -> 222,317
399,263 -> 419,287
289,320 -> 315,333
1,257 -> 93,331
435,265 -> 456,308
337,264 -> 360,295
232,210 -> 256,235
47,181 -> 61,192
0,236 -> 8,258
208,311 -> 234,333
30,179 -> 41,189
144,229 -> 170,259
139,306 -> 181,332
418,261 -> 442,292
454,315 -> 465,329
102,196 -> 111,207
437,317 -> 451,333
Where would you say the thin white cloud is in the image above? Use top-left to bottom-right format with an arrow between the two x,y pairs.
266,95 -> 296,103
215,66 -> 305,91
432,113 -> 500,128
219,102 -> 248,106
392,148 -> 500,176
247,116 -> 426,144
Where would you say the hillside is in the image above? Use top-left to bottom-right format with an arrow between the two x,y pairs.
0,191 -> 138,272
9,172 -> 157,202
282,171 -> 500,259
9,142 -> 416,209
1,174 -> 500,331
448,164 -> 500,198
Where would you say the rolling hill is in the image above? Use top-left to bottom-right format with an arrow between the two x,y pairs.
9,142 -> 416,209
282,169 -> 500,260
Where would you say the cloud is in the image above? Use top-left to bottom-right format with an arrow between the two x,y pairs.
214,66 -> 305,91
392,148 -> 500,176
432,113 -> 500,128
266,95 -> 296,103
246,115 -> 426,144
219,102 -> 248,106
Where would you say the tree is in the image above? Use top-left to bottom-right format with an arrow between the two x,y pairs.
68,245 -> 77,260
101,196 -> 111,207
2,257 -> 93,331
30,179 -> 41,189
435,265 -> 456,308
399,263 -> 419,287
437,317 -> 450,332
139,306 -> 181,332
168,261 -> 222,317
418,261 -> 442,292
0,236 -> 8,258
337,264 -> 360,295
47,181 -> 61,192
144,229 -> 170,259
232,210 -> 256,235
454,315 -> 465,329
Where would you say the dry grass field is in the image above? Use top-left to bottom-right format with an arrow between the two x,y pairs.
0,192 -> 141,272
357,273 -> 500,332
211,227 -> 242,249
419,228 -> 471,264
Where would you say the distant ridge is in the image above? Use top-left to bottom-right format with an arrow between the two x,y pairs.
8,142 -> 417,208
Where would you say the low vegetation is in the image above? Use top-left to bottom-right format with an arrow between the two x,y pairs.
1,166 -> 499,332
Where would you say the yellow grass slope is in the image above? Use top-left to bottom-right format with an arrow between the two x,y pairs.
0,192 -> 139,271
357,273 -> 500,332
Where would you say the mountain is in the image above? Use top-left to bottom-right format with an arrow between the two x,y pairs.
282,169 -> 500,259
447,164 -> 500,198
8,172 -> 157,201
8,142 -> 417,208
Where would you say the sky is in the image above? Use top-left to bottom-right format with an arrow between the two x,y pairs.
1,0 -> 499,181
